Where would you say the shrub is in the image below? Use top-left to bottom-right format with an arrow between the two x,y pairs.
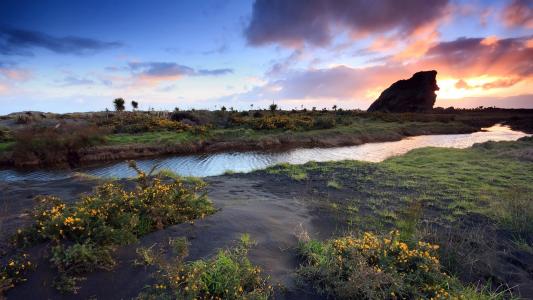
98,113 -> 191,134
137,234 -> 273,300
12,124 -> 106,167
14,164 -> 215,293
297,231 -> 492,299
313,116 -> 336,129
0,253 -> 33,296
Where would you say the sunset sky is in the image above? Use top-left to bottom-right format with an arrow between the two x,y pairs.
0,0 -> 532,114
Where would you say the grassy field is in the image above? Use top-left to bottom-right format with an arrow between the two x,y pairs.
265,136 -> 533,296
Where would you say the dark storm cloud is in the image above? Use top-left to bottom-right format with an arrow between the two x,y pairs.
244,0 -> 449,47
0,27 -> 122,56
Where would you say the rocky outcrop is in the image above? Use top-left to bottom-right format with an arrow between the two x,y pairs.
367,70 -> 439,112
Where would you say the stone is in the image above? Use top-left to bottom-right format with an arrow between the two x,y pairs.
367,70 -> 439,112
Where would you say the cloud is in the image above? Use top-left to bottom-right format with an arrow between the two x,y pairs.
455,78 -> 523,90
0,61 -> 31,81
0,27 -> 122,56
502,0 -> 533,28
423,35 -> 533,78
128,62 -> 232,84
220,34 -> 533,109
244,0 -> 449,47
60,76 -> 95,86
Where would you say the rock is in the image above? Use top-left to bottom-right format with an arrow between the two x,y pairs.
367,70 -> 439,112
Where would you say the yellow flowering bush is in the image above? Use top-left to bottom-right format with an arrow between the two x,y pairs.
297,231 -> 463,300
0,253 -> 33,296
138,234 -> 273,300
13,164 -> 215,293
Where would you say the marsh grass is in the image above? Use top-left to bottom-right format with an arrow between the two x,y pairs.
488,188 -> 533,243
136,234 -> 273,300
268,138 -> 533,296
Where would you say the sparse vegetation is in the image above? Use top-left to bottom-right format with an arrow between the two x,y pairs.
136,234 -> 274,300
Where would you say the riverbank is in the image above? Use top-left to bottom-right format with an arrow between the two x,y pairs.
1,137 -> 532,299
1,109 -> 532,169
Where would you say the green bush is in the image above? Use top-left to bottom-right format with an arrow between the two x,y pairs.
137,234 -> 273,300
297,231 -> 497,299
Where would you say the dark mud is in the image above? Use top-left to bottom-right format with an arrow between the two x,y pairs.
1,174 -> 344,299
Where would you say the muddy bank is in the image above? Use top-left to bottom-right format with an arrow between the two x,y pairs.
0,123 -> 480,169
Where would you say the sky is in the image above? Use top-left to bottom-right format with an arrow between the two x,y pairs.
0,0 -> 532,114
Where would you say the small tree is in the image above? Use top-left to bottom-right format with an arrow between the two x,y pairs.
221,106 -> 227,112
332,105 -> 337,111
269,103 -> 278,112
113,98 -> 125,112
131,101 -> 138,110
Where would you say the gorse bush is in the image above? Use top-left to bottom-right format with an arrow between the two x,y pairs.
97,113 -> 191,134
137,234 -> 273,300
0,253 -> 33,296
297,231 -> 493,300
12,124 -> 106,166
13,163 -> 215,293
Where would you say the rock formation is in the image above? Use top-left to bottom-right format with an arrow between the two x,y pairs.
367,70 -> 439,112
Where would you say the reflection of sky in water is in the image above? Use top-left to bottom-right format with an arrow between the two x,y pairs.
0,124 -> 529,181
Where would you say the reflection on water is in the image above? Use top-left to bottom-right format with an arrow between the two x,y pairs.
0,124 -> 529,181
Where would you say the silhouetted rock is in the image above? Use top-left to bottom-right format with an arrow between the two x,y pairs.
367,70 -> 439,112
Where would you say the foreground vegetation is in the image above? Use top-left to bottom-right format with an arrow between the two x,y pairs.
1,108 -> 532,167
136,234 -> 273,300
297,231 -> 503,299
3,163 -> 214,294
266,136 -> 533,297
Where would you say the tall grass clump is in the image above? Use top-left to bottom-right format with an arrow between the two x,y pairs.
297,230 -> 500,299
12,162 -> 215,293
137,234 -> 273,300
490,188 -> 533,244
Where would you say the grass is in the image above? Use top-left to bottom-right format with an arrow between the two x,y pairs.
9,162 -> 215,294
327,179 -> 342,189
266,137 -> 533,295
296,231 -> 502,299
0,141 -> 13,153
136,234 -> 273,299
